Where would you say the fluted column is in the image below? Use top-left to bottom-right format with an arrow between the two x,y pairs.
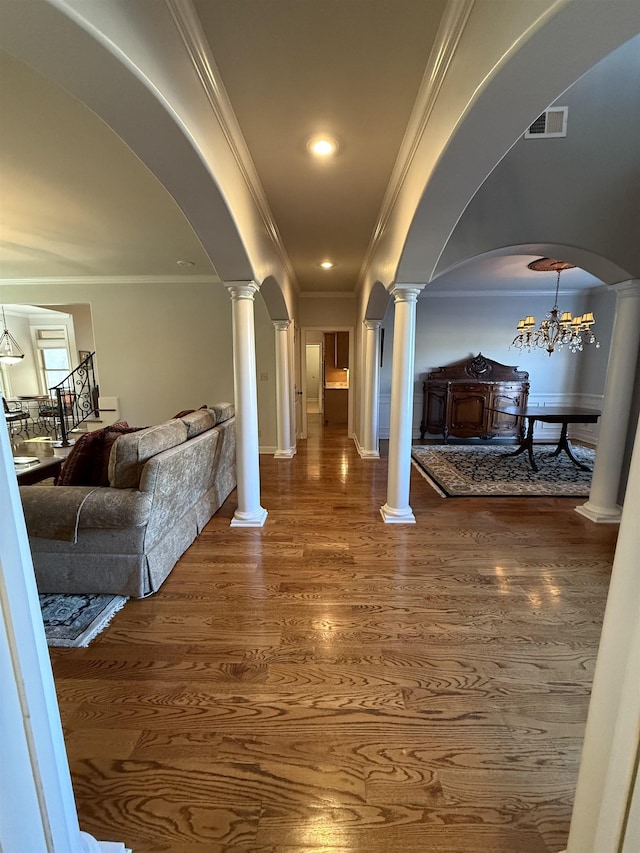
576,280 -> 640,523
381,284 -> 425,523
273,320 -> 294,458
226,281 -> 268,527
359,319 -> 382,458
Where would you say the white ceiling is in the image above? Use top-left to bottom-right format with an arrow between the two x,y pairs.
0,2 -> 605,293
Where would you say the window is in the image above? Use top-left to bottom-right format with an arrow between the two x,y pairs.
41,347 -> 70,391
34,327 -> 72,393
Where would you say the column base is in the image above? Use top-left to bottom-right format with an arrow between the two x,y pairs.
380,503 -> 416,524
358,447 -> 380,459
575,502 -> 622,524
274,449 -> 295,458
231,507 -> 268,527
354,436 -> 379,459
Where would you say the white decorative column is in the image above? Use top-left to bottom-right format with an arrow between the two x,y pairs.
566,415 -> 640,852
359,319 -> 382,458
273,320 -> 294,458
0,411 -> 125,853
381,284 -> 425,523
226,281 -> 268,527
576,280 -> 640,523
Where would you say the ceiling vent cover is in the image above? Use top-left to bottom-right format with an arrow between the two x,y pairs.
524,106 -> 568,138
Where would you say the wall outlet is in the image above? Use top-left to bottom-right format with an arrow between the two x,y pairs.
259,372 -> 268,381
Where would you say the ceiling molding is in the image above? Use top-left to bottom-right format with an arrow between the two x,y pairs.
421,285 -> 610,298
165,0 -> 299,292
357,0 -> 476,288
0,275 -> 222,287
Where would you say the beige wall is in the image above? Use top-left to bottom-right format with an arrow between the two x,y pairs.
1,280 -> 236,427
298,296 -> 356,327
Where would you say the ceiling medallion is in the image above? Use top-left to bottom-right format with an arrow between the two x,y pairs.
511,258 -> 600,356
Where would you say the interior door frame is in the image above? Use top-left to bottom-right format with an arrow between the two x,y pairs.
300,326 -> 354,439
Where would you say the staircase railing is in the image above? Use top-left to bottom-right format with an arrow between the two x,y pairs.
49,352 -> 99,446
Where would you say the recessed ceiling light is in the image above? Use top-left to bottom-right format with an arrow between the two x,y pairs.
307,135 -> 338,157
318,260 -> 335,269
176,259 -> 195,267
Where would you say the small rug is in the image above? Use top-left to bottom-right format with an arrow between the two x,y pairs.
411,444 -> 595,497
39,593 -> 127,647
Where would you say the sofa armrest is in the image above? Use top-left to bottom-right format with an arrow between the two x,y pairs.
19,485 -> 153,542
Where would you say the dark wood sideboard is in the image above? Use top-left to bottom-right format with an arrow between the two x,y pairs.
420,353 -> 529,442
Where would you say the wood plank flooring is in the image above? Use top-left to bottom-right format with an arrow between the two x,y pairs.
50,417 -> 618,852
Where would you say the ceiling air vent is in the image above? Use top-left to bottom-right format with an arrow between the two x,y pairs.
524,106 -> 568,139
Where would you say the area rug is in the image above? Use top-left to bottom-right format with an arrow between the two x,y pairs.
411,444 -> 595,497
39,593 -> 127,647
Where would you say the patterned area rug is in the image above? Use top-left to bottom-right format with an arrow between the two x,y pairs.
39,593 -> 127,647
411,444 -> 595,497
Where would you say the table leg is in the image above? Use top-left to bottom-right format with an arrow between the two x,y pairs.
505,417 -> 538,472
551,421 -> 591,471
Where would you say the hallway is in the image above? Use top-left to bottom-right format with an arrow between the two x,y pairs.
50,418 -> 618,852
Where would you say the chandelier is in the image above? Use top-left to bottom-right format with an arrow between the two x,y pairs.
0,306 -> 25,364
511,259 -> 600,356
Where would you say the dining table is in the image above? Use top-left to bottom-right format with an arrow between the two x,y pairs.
488,404 -> 601,473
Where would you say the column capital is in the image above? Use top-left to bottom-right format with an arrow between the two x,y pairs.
388,283 -> 425,303
273,319 -> 291,332
363,319 -> 382,331
614,279 -> 640,299
225,280 -> 260,300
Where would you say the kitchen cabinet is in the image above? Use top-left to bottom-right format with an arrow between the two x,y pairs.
324,388 -> 348,424
324,332 -> 349,369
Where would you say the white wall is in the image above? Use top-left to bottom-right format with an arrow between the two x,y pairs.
378,289 -> 615,440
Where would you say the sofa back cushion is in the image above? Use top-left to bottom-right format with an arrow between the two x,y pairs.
207,402 -> 235,425
109,419 -> 188,489
179,409 -> 216,438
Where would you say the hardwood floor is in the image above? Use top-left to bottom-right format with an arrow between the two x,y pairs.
50,416 -> 618,852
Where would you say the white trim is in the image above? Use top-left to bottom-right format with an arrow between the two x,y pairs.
0,408 -> 84,850
354,434 -> 380,459
421,285 -> 609,297
358,0 -> 476,288
165,0 -> 298,293
0,274 -> 221,287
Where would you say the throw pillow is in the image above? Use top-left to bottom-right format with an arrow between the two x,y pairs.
57,422 -> 136,487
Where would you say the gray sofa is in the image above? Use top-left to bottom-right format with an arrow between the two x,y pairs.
19,405 -> 236,598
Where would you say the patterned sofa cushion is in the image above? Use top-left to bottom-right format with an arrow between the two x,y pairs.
109,419 -> 188,489
179,409 -> 216,439
207,402 -> 235,425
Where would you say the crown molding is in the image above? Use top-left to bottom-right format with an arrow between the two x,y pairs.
357,0 -> 476,289
421,285 -> 609,298
0,275 -> 221,287
165,0 -> 299,293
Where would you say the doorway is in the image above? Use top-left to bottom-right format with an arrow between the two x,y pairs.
305,344 -> 322,414
300,327 -> 353,439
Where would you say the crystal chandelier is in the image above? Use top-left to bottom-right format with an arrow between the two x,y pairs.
511,259 -> 600,356
0,305 -> 25,364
